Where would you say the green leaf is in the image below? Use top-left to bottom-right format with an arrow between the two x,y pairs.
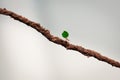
62,30 -> 69,38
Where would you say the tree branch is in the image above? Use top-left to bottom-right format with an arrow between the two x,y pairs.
0,8 -> 120,68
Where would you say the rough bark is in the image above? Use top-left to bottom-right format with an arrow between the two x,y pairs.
0,8 -> 120,68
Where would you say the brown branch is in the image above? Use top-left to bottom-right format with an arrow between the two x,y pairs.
0,8 -> 120,68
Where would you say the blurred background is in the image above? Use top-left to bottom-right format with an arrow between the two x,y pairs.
0,0 -> 120,80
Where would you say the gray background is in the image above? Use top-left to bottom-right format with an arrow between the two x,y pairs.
0,0 -> 120,80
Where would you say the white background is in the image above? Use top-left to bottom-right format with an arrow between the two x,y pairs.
0,0 -> 120,80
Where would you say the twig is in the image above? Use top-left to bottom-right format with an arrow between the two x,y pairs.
0,8 -> 120,68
